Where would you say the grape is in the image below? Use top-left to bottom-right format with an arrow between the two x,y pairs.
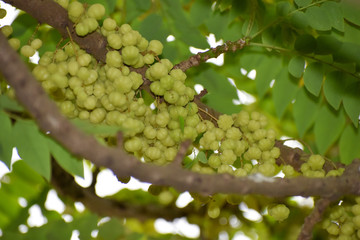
122,31 -> 138,46
220,149 -> 236,165
0,8 -> 7,19
20,45 -> 35,57
87,3 -> 105,20
164,90 -> 179,104
340,222 -> 355,235
268,204 -> 290,221
173,80 -> 186,95
89,108 -> 106,124
68,1 -> 84,18
258,163 -> 276,176
1,25 -> 13,37
158,191 -> 174,205
106,50 -> 123,68
143,53 -> 155,65
122,46 -> 140,65
30,39 -> 42,50
207,206 -> 220,218
124,137 -> 142,152
79,110 -> 90,120
217,164 -> 233,174
106,33 -> 122,50
145,147 -> 162,160
326,222 -> 340,235
225,127 -> 242,140
54,49 -> 68,62
8,38 -> 20,50
217,114 -> 234,131
308,154 -> 325,170
148,40 -> 163,55
77,53 -> 92,67
67,60 -> 79,76
55,0 -> 69,9
148,62 -> 168,80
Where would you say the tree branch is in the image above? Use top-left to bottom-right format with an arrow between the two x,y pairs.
1,30 -> 360,198
3,0 -> 108,62
297,198 -> 334,240
173,39 -> 248,72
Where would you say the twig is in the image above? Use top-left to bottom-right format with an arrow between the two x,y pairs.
174,39 -> 247,72
297,198 -> 334,240
171,140 -> 192,167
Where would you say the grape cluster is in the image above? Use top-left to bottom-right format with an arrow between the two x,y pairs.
4,0 -> 348,226
321,197 -> 360,240
300,154 -> 344,178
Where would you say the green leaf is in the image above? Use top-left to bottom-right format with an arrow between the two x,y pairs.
332,42 -> 360,65
98,218 -> 125,240
13,120 -> 51,180
161,0 -> 208,48
305,6 -> 332,31
321,1 -> 344,32
255,55 -> 282,98
294,34 -> 317,54
293,88 -> 320,137
341,0 -> 360,27
343,82 -> 360,127
183,157 -> 197,169
47,138 -> 84,178
0,111 -> 13,168
323,71 -> 346,110
339,125 -> 360,164
273,68 -> 299,118
11,13 -> 38,46
196,151 -> 207,164
195,68 -> 241,114
289,11 -> 309,29
125,0 -> 151,23
288,56 -> 305,78
0,95 -> 24,112
189,0 -> 212,27
315,35 -> 342,55
135,13 -> 170,43
294,0 -> 312,7
276,1 -> 293,16
314,105 -> 346,154
303,62 -> 323,96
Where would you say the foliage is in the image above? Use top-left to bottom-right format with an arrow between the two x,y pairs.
0,0 -> 360,239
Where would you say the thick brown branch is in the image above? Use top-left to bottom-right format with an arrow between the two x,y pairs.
297,198 -> 334,240
4,0 -> 107,62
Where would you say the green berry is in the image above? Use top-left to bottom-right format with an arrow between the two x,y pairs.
268,204 -> 290,221
87,3 -> 105,20
20,45 -> 35,57
308,154 -> 325,170
148,40 -> 163,55
68,1 -> 84,18
30,39 -> 42,50
107,33 -> 122,49
218,114 -> 234,131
